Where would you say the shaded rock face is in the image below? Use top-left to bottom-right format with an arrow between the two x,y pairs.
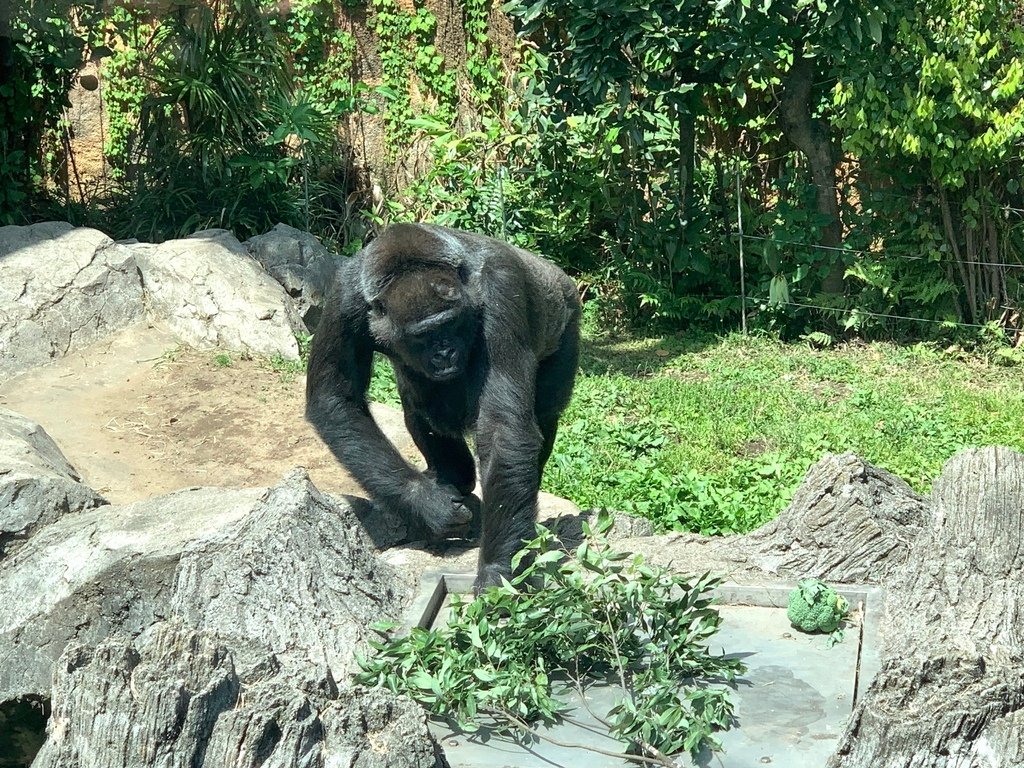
171,469 -> 405,678
245,223 -> 342,331
0,483 -> 264,702
0,408 -> 106,561
0,470 -> 402,704
0,222 -> 143,380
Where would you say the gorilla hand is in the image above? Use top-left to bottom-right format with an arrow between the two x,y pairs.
424,467 -> 476,497
406,476 -> 474,539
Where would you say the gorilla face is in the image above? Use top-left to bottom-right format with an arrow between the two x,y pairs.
370,269 -> 476,382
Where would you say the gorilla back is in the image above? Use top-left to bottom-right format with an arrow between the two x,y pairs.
305,223 -> 580,592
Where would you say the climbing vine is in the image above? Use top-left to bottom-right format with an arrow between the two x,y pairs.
371,0 -> 457,149
464,0 -> 505,108
272,0 -> 363,118
99,6 -> 150,176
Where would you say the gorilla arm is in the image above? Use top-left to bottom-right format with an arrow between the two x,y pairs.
305,259 -> 472,537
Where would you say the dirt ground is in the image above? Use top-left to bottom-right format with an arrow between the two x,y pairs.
0,322 -> 423,505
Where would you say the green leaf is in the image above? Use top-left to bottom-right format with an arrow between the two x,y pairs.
867,14 -> 882,44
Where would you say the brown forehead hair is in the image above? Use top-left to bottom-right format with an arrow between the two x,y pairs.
361,223 -> 465,301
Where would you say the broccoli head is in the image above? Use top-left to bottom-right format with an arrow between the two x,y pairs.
786,578 -> 849,634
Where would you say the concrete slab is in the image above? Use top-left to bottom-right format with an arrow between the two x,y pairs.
407,574 -> 883,768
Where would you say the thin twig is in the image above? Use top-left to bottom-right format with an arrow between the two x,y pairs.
491,707 -> 678,768
601,603 -> 679,767
569,664 -> 613,730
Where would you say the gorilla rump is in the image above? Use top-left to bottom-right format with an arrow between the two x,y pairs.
305,223 -> 580,591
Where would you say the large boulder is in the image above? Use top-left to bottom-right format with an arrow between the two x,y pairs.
135,229 -> 306,359
0,408 -> 106,560
0,470 -> 404,703
245,223 -> 342,330
0,222 -> 144,380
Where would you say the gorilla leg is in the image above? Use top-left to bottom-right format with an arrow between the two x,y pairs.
403,409 -> 477,495
472,317 -> 580,592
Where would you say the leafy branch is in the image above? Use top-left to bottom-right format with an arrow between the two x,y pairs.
356,511 -> 744,762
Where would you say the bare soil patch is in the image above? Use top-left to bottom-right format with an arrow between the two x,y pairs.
0,323 -> 419,504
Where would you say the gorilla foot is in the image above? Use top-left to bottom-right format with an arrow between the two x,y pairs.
473,562 -> 513,595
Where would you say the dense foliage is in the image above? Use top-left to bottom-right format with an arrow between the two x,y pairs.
0,2 -> 94,222
2,0 -> 1022,328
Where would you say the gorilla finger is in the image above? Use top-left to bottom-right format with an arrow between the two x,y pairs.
448,501 -> 473,525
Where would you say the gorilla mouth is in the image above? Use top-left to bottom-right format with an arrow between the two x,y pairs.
431,366 -> 461,381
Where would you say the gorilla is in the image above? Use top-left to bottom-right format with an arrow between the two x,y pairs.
305,223 -> 580,592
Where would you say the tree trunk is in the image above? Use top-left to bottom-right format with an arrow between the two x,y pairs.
778,51 -> 846,295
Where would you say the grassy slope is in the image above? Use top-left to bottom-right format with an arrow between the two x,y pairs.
370,331 -> 1024,535
546,331 -> 1024,534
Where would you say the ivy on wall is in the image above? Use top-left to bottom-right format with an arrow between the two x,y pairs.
0,5 -> 89,222
371,0 -> 457,149
464,0 -> 505,109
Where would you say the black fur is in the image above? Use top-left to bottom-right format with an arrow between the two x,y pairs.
306,223 -> 580,592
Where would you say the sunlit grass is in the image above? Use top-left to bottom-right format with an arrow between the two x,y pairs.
370,330 -> 1024,534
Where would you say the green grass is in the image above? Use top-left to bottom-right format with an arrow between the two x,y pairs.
368,331 -> 1024,535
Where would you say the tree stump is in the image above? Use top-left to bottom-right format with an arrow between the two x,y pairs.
829,446 -> 1024,768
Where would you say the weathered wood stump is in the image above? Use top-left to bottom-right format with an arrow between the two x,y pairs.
829,447 -> 1024,768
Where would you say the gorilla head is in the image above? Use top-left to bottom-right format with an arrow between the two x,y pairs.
306,222 -> 580,593
369,267 -> 479,382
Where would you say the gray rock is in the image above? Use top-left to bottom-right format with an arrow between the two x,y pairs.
171,468 -> 405,677
0,408 -> 106,560
0,470 -> 404,703
245,223 -> 342,330
134,229 -> 305,359
0,483 -> 262,702
632,452 -> 928,585
0,222 -> 144,380
32,621 -> 442,768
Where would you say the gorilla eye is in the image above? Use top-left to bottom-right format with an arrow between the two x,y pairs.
456,263 -> 470,284
433,281 -> 458,301
370,299 -> 385,316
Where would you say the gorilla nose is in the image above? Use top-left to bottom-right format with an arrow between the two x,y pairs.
433,347 -> 457,368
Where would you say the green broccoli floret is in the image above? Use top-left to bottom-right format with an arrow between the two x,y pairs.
786,578 -> 849,635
